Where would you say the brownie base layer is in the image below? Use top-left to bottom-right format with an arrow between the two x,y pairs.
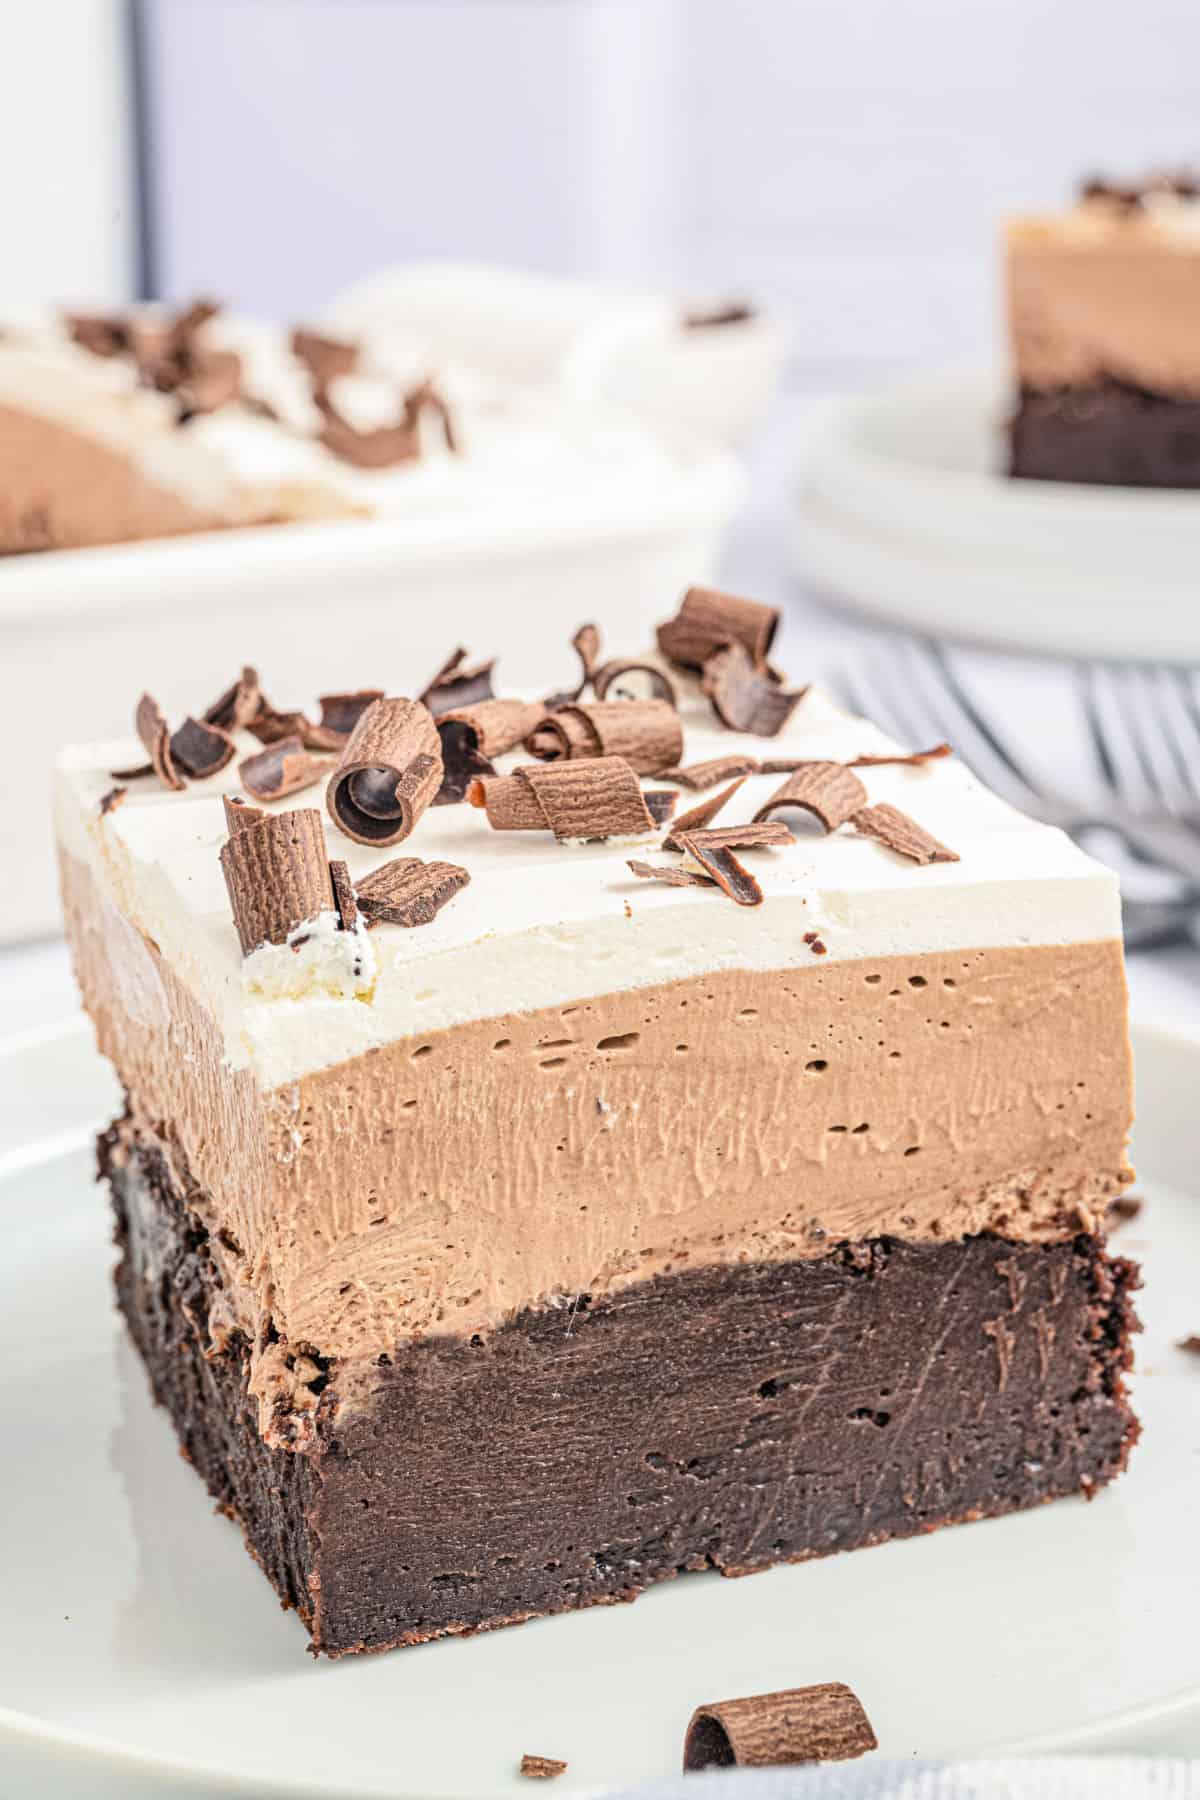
104,1123 -> 1140,1659
1010,379 -> 1200,486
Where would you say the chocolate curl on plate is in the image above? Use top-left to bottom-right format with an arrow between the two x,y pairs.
169,716 -> 236,779
592,659 -> 678,705
220,808 -> 335,956
134,693 -> 185,791
326,697 -> 443,846
239,736 -> 334,802
418,648 -> 496,718
657,585 -> 779,672
754,762 -> 867,833
683,1683 -> 877,1771
468,756 -> 660,841
355,856 -> 470,927
703,641 -> 806,737
663,754 -> 758,789
290,327 -> 359,385
852,803 -> 958,865
204,665 -> 263,732
525,700 -> 683,776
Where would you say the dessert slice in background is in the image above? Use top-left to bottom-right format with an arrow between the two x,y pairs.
57,593 -> 1139,1657
1007,170 -> 1200,486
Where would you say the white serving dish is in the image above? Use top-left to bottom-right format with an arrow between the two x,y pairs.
791,366 -> 1200,662
1,1015 -> 1197,1795
0,446 -> 742,944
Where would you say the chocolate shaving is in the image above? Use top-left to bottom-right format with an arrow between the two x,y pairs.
99,786 -> 127,816
469,756 -> 658,841
224,794 -> 265,835
175,348 -> 242,421
644,789 -> 679,826
525,700 -> 683,775
239,736 -> 333,801
674,833 -> 763,907
328,860 -> 359,933
355,856 -> 470,928
66,312 -> 129,358
852,803 -> 958,865
754,763 -> 867,833
134,693 -> 185,791
703,641 -> 806,737
684,1683 -> 877,1770
434,722 -> 495,806
403,377 -> 459,454
314,388 -> 419,469
247,706 -> 345,753
759,743 -> 951,774
441,698 -> 543,759
169,715 -> 236,780
317,690 -> 385,739
219,807 -> 334,956
663,755 -> 758,790
667,821 -> 794,856
627,859 -> 715,889
683,300 -> 755,329
290,327 -> 359,385
657,585 -> 779,672
418,648 -> 496,718
592,659 -> 678,706
1179,1335 -> 1200,1356
326,698 -> 443,846
204,666 -> 263,732
668,776 -> 748,840
1109,1195 -> 1143,1226
519,1756 -> 567,1781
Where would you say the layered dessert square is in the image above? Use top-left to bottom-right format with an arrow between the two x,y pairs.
57,590 -> 1139,1656
1007,170 -> 1200,486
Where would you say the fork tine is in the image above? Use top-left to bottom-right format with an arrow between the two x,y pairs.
914,641 -> 1041,805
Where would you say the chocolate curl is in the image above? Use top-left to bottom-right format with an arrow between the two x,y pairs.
469,756 -> 657,840
239,736 -> 333,801
674,833 -> 764,906
657,585 -> 779,671
525,701 -> 683,776
667,820 -> 794,855
134,694 -> 185,791
664,755 -> 758,790
683,1683 -> 877,1770
356,856 -> 470,927
441,699 -> 544,758
223,794 -> 265,834
754,762 -> 867,832
326,698 -> 443,846
247,706 -> 345,752
317,689 -> 385,738
592,660 -> 678,706
290,327 -> 359,384
329,860 -> 358,931
669,776 -> 748,840
627,859 -> 715,889
760,744 -> 951,774
315,390 -> 420,469
169,715 -> 236,779
220,808 -> 334,955
703,641 -> 806,737
852,803 -> 959,865
204,665 -> 263,732
418,648 -> 496,718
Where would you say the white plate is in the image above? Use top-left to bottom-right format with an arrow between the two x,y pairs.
791,369 -> 1200,663
2,1018 -> 1199,1798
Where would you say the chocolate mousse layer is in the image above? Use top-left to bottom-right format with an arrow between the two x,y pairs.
106,1118 -> 1140,1657
1009,381 -> 1200,487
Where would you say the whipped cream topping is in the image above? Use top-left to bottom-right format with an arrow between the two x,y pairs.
55,665 -> 1121,1092
0,305 -> 682,530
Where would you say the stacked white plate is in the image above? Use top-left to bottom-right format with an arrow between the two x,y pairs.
793,367 -> 1200,664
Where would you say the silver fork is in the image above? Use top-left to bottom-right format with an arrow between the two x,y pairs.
1079,662 -> 1200,827
841,639 -> 1200,950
